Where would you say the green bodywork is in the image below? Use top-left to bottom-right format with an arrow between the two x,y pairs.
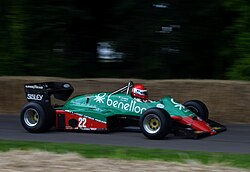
58,92 -> 195,123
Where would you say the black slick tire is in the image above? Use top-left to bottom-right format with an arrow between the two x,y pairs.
140,108 -> 172,140
183,100 -> 209,121
20,101 -> 55,133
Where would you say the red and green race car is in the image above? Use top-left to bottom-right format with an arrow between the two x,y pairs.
20,81 -> 226,139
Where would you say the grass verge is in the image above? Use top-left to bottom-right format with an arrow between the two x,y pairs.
0,140 -> 249,169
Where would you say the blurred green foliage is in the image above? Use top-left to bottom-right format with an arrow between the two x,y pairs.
0,0 -> 249,79
223,0 -> 250,80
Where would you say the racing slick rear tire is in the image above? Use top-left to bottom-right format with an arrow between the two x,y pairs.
20,101 -> 55,133
183,100 -> 209,121
140,108 -> 172,140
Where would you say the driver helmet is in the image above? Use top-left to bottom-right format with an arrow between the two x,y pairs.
132,84 -> 148,100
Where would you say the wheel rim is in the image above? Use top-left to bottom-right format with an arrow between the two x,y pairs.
143,114 -> 161,134
24,108 -> 39,127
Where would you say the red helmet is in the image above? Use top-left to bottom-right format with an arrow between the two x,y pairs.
132,84 -> 148,100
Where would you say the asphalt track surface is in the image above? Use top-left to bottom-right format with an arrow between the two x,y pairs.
0,115 -> 250,154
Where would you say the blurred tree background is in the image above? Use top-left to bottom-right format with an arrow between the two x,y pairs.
0,0 -> 249,79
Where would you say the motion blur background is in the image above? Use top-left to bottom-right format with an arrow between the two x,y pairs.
0,0 -> 250,80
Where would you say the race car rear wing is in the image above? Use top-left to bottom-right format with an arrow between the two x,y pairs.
24,82 -> 74,103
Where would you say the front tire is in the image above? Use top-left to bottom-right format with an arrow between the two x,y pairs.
140,108 -> 172,140
20,102 -> 55,133
183,100 -> 209,121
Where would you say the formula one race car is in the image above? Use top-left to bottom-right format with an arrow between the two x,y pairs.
20,81 -> 226,139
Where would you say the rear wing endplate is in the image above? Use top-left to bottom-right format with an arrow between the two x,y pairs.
24,82 -> 74,103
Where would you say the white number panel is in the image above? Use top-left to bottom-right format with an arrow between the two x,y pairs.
78,117 -> 87,128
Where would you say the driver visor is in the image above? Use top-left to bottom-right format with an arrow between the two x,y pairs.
134,88 -> 148,96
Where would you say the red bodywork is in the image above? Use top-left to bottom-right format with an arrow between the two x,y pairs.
172,116 -> 217,135
55,110 -> 220,136
55,110 -> 107,131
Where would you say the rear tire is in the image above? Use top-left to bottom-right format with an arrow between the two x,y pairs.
183,100 -> 209,121
140,108 -> 172,140
20,101 -> 55,133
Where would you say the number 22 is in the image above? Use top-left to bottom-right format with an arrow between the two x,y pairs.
78,117 -> 87,128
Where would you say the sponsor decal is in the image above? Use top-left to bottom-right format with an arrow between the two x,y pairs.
25,85 -> 43,89
27,93 -> 43,100
107,95 -> 146,114
156,104 -> 164,108
119,96 -> 128,102
170,98 -> 189,112
94,93 -> 146,114
94,93 -> 106,103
